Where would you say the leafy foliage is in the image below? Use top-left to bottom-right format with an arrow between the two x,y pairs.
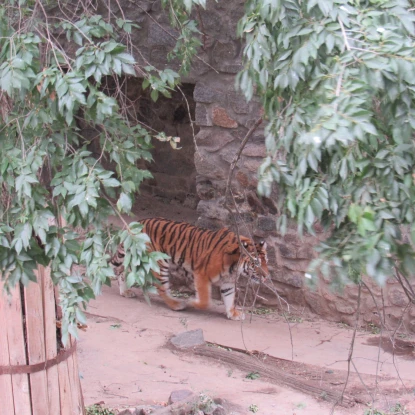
0,0 -> 182,345
238,0 -> 415,292
161,0 -> 205,74
86,405 -> 115,415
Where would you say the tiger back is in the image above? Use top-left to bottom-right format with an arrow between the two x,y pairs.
112,217 -> 269,320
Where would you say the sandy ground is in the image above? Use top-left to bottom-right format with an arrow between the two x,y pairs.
78,285 -> 415,415
77,196 -> 415,415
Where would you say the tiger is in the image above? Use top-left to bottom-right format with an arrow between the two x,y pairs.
111,217 -> 269,320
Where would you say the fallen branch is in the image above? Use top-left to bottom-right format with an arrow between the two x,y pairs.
191,343 -> 357,408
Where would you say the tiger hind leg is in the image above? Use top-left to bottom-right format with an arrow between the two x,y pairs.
220,282 -> 245,321
111,246 -> 136,298
154,260 -> 186,311
117,271 -> 137,298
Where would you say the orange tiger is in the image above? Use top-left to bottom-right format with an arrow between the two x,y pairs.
111,218 -> 269,320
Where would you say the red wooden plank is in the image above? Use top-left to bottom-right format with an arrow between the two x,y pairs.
41,266 -> 61,414
0,282 -> 16,415
4,283 -> 32,415
25,269 -> 49,415
57,357 -> 73,415
67,337 -> 82,415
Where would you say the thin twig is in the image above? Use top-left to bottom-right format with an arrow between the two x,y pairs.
176,85 -> 200,157
330,283 -> 362,414
339,18 -> 351,51
225,117 -> 263,202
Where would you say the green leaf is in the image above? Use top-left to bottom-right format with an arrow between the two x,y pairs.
117,192 -> 132,213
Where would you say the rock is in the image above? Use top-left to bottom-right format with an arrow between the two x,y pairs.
236,171 -> 249,187
195,130 -> 235,152
150,45 -> 169,65
196,181 -> 215,200
266,246 -> 276,265
217,62 -> 244,74
334,301 -> 357,315
283,233 -> 301,246
118,409 -> 136,415
281,259 -> 309,273
195,103 -> 212,126
304,290 -> 329,315
278,244 -> 296,259
408,319 -> 415,333
296,244 -> 315,259
196,216 -> 224,231
387,287 -> 408,307
219,144 -> 239,164
170,329 -> 205,349
212,107 -> 238,128
212,405 -> 227,415
257,216 -> 276,233
168,389 -> 194,404
148,23 -> 177,47
195,152 -> 227,181
247,192 -> 266,214
197,200 -> 230,222
242,143 -> 266,158
213,41 -> 239,63
194,83 -> 226,103
228,92 -> 249,114
273,270 -> 303,288
243,157 -> 263,172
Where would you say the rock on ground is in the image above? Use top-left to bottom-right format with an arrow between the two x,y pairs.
170,328 -> 205,349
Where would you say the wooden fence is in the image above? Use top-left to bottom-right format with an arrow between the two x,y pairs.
0,265 -> 85,415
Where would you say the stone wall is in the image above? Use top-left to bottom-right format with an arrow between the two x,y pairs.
108,0 -> 414,333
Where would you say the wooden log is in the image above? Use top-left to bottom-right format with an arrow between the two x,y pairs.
25,272 -> 50,415
0,283 -> 16,415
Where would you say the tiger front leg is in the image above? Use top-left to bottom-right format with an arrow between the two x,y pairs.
220,282 -> 245,321
117,272 -> 137,298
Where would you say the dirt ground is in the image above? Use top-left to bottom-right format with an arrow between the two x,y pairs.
77,196 -> 415,415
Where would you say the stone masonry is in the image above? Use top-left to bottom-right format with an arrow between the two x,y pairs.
101,0 -> 414,333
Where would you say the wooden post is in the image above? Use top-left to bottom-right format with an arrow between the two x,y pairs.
0,267 -> 85,415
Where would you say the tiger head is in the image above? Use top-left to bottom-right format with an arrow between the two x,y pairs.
239,238 -> 269,283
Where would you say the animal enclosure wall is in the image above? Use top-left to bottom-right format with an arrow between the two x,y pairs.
93,0 -> 415,333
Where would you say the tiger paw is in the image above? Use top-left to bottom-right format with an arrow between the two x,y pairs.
121,289 -> 137,298
167,299 -> 187,311
227,309 -> 245,321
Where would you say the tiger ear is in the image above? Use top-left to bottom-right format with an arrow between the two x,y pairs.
258,240 -> 267,250
243,241 -> 249,248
